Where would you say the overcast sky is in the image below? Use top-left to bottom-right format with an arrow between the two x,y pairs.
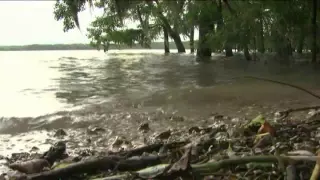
0,1 -> 101,45
0,1 -> 196,46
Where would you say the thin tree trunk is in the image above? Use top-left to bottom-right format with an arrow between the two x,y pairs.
225,46 -> 233,57
216,0 -> 223,54
187,0 -> 195,54
136,6 -> 151,48
258,13 -> 265,53
297,34 -> 305,54
190,26 -> 195,54
312,0 -> 317,63
253,36 -> 257,61
163,26 -> 170,54
236,44 -> 241,52
147,0 -> 186,53
217,0 -> 233,57
244,44 -> 251,61
287,40 -> 293,56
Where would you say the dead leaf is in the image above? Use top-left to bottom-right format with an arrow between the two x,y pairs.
257,121 -> 276,137
167,148 -> 192,174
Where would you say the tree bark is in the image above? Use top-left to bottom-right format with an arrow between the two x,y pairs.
28,156 -> 162,180
147,0 -> 185,53
244,44 -> 252,61
271,29 -> 291,63
287,40 -> 293,56
190,25 -> 195,54
197,22 -> 212,59
297,34 -> 305,54
225,45 -> 233,57
258,12 -> 265,53
312,0 -> 317,63
196,1 -> 215,60
217,0 -> 233,57
136,6 -> 151,49
163,25 -> 170,54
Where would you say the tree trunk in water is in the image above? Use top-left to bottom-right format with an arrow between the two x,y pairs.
287,41 -> 293,56
163,26 -> 170,54
217,0 -> 233,57
171,32 -> 185,53
147,1 -> 185,53
271,28 -> 291,63
190,26 -> 195,54
244,44 -> 251,61
197,22 -> 212,59
312,0 -> 317,63
136,6 -> 151,48
196,1 -> 215,61
258,13 -> 265,53
297,34 -> 305,54
225,45 -> 233,57
276,39 -> 291,63
236,44 -> 241,52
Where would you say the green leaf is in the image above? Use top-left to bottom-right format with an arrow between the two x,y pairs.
246,114 -> 265,128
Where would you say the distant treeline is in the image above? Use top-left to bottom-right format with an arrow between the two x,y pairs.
0,41 -> 194,51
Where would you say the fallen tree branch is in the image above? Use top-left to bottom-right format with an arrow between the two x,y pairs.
113,141 -> 188,157
28,155 -> 163,180
91,155 -> 320,180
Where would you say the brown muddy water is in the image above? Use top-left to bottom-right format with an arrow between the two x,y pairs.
0,50 -> 320,159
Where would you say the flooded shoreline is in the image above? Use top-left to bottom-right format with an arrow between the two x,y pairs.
0,50 -> 320,157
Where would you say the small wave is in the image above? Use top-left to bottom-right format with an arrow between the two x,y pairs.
59,56 -> 78,60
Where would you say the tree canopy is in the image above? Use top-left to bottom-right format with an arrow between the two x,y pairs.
54,0 -> 319,62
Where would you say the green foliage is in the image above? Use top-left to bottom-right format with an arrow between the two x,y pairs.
246,114 -> 265,128
53,0 -> 320,55
53,0 -> 90,31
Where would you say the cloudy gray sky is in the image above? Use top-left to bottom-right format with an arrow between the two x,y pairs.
0,1 -> 196,46
0,1 -> 101,45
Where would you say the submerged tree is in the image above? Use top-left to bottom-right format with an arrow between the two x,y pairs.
312,0 -> 317,63
54,0 -> 319,62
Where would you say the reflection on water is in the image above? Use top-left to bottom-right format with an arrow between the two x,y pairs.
0,50 -> 320,155
1,50 -> 320,118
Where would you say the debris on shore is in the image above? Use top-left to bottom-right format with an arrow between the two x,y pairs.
1,106 -> 320,180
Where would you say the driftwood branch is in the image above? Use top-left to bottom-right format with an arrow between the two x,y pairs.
28,155 -> 162,180
92,155 -> 320,180
114,141 -> 188,157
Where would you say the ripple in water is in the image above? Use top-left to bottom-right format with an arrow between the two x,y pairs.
0,50 -> 320,156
